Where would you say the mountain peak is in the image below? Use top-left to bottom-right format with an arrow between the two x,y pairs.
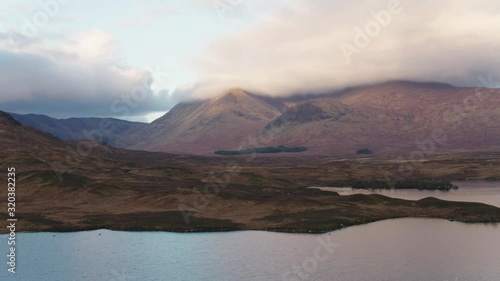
222,88 -> 247,96
213,88 -> 252,105
221,88 -> 249,98
126,87 -> 282,154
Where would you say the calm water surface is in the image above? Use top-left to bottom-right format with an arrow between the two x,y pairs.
1,218 -> 499,281
313,181 -> 500,207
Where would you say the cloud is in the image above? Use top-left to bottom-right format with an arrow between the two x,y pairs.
2,0 -> 500,119
0,29 -> 173,119
186,0 -> 500,98
114,17 -> 155,28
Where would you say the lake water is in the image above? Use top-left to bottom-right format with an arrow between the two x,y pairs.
1,218 -> 499,281
312,181 -> 500,207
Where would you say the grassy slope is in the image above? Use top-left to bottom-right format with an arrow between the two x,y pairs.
1,149 -> 499,234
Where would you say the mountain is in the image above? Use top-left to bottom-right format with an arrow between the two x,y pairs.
125,81 -> 500,156
11,81 -> 499,156
258,81 -> 500,155
9,113 -> 147,147
125,88 -> 282,154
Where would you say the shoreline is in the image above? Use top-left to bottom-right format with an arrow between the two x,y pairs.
2,195 -> 499,235
2,215 -> 498,235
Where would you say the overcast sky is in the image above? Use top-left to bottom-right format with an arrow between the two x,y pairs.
1,0 -> 499,122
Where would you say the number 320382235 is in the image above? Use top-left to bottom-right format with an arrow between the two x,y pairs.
7,167 -> 15,214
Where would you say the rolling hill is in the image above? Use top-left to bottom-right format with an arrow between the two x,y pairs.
9,113 -> 146,147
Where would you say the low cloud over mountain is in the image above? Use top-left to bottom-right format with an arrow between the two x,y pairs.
1,0 -> 500,120
188,0 -> 500,98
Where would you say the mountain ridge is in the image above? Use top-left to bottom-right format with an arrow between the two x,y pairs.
9,81 -> 500,156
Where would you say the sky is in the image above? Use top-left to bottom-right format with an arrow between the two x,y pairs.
1,0 -> 500,122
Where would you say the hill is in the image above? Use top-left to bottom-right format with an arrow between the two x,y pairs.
10,113 -> 146,147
